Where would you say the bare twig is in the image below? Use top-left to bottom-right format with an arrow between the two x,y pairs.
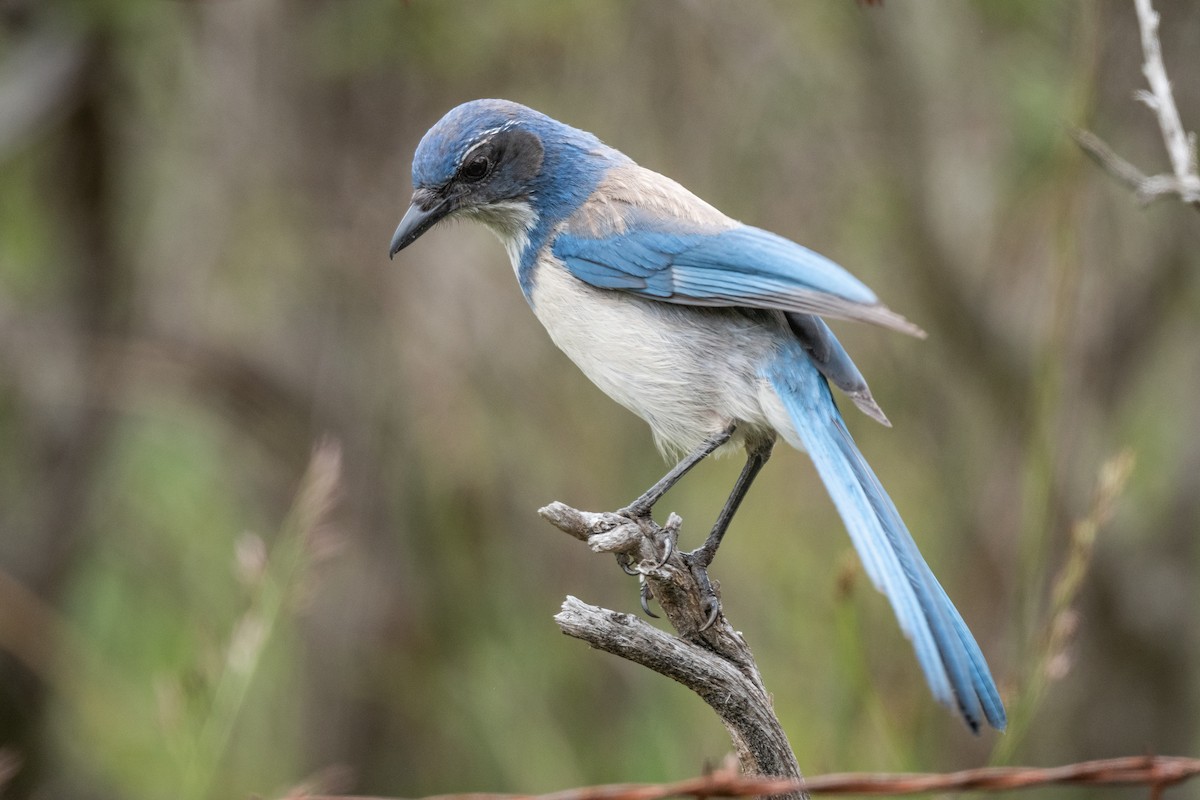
540,502 -> 803,796
297,754 -> 1200,800
1071,129 -> 1178,205
1074,0 -> 1200,209
1133,0 -> 1200,205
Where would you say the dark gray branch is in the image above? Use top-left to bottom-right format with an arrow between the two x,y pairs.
540,502 -> 804,799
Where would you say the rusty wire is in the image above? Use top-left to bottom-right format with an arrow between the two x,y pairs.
801,755 -> 1200,796
297,754 -> 1200,800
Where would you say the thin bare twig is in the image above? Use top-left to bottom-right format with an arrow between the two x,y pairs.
1132,0 -> 1200,204
1071,129 -> 1175,204
1074,0 -> 1200,209
296,754 -> 1200,800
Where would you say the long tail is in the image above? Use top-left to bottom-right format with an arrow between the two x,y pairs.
765,353 -> 1006,732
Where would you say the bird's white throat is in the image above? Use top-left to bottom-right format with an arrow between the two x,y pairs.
460,200 -> 538,272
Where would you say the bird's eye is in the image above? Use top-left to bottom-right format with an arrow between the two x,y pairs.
461,155 -> 492,183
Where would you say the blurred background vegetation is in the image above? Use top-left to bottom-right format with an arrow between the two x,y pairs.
1,0 -> 1198,797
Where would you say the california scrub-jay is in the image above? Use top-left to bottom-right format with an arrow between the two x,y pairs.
388,99 -> 1005,732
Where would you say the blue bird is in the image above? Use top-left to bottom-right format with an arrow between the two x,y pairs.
389,99 -> 1005,732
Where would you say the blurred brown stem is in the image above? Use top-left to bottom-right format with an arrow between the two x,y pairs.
540,502 -> 804,798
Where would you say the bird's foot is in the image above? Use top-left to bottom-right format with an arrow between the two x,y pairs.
613,513 -> 680,619
538,501 -> 725,636
612,500 -> 655,577
612,507 -> 677,575
614,515 -> 721,631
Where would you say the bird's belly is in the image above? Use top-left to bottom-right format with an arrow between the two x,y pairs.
529,260 -> 785,454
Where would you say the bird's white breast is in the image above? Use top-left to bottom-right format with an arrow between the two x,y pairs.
527,254 -> 791,456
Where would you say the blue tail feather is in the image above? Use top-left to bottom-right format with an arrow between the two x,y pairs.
766,352 -> 1006,732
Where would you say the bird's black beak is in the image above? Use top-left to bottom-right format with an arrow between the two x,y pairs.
388,191 -> 451,259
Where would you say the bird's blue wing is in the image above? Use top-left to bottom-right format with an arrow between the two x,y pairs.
787,313 -> 890,426
552,224 -> 923,336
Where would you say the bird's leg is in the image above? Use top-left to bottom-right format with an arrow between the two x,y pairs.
619,423 -> 736,519
690,435 -> 774,567
686,435 -> 775,630
614,423 -> 735,576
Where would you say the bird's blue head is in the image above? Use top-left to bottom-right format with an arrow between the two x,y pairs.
389,99 -> 624,259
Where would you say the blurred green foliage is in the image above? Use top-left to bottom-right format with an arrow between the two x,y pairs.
1,1 -> 1198,798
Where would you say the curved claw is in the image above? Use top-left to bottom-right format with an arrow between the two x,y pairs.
639,577 -> 660,618
651,533 -> 675,569
697,596 -> 720,632
616,553 -> 640,576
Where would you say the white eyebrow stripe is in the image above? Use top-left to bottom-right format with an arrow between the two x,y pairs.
458,121 -> 522,167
